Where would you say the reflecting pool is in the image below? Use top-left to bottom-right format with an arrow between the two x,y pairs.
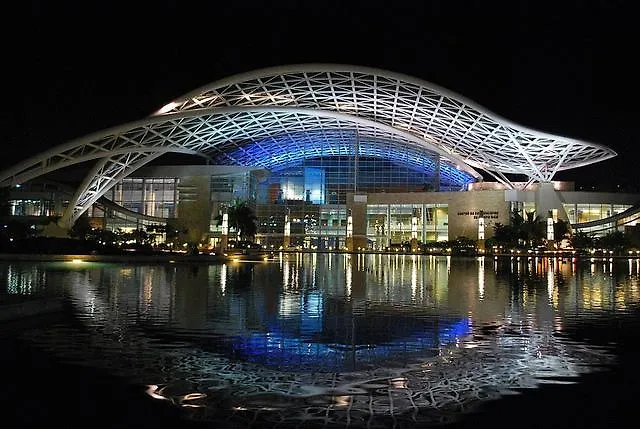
2,254 -> 639,427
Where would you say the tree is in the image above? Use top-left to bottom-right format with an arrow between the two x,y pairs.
519,210 -> 545,248
596,230 -> 629,253
215,199 -> 257,241
69,215 -> 93,239
570,231 -> 594,250
490,210 -> 546,249
554,219 -> 570,242
491,222 -> 519,248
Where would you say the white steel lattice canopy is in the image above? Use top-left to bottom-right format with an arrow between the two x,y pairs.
1,64 -> 616,226
159,64 -> 616,183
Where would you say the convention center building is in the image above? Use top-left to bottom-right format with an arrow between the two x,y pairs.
2,65 -> 638,250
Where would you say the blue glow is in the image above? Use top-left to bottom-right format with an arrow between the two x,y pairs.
215,131 -> 476,186
303,168 -> 325,204
230,317 -> 471,372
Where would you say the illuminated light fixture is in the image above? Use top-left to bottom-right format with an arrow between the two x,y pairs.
156,101 -> 180,114
547,216 -> 554,241
478,214 -> 485,240
221,212 -> 229,235
284,214 -> 290,237
70,259 -> 84,264
346,215 -> 353,238
411,216 -> 418,239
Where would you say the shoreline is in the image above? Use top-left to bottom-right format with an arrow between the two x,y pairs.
0,250 -> 638,264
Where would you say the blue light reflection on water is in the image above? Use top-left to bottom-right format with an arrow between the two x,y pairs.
229,317 -> 471,372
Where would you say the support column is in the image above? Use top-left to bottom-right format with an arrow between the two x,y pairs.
535,182 -> 569,223
346,194 -> 368,251
141,178 -> 147,216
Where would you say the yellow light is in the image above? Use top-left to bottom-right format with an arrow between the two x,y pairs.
70,259 -> 84,264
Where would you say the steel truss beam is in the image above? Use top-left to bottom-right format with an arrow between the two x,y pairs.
0,65 -> 617,227
60,151 -> 164,227
1,107 -> 482,223
159,64 -> 616,180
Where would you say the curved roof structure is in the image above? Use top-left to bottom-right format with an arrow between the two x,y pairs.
158,64 -> 616,181
1,64 -> 616,227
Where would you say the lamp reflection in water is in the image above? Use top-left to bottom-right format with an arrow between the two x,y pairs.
220,263 -> 227,295
547,259 -> 555,302
478,256 -> 485,300
345,255 -> 352,297
283,259 -> 290,290
411,255 -> 418,299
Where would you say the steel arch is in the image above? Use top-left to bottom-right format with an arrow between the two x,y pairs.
2,106 -> 480,225
1,106 -> 480,188
157,64 -> 616,181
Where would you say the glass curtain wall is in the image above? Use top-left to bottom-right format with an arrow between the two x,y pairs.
563,203 -> 632,224
367,203 -> 448,249
258,157 -> 444,206
111,178 -> 178,218
254,204 -> 346,249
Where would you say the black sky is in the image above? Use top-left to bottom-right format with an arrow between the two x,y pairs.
5,0 -> 640,190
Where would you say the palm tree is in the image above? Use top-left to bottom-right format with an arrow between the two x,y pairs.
570,231 -> 594,250
520,210 -> 545,248
596,230 -> 629,254
492,222 -> 518,248
553,218 -> 570,242
215,200 -> 257,241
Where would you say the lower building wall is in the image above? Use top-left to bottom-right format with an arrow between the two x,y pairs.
349,190 -> 511,241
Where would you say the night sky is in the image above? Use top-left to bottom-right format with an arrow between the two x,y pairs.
5,1 -> 640,190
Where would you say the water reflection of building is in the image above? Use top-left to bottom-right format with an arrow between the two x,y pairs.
1,264 -> 47,296
25,255 -> 639,374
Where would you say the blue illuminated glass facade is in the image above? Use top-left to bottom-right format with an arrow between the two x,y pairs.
257,157 -> 469,206
216,131 -> 476,196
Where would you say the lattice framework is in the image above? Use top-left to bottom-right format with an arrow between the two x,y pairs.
161,64 -> 615,182
0,64 -> 616,226
2,108 -> 476,226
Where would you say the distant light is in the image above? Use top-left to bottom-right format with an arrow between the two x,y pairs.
156,101 -> 180,114
70,259 -> 84,264
15,184 -> 20,188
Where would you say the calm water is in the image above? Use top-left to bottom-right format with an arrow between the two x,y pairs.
2,254 -> 640,427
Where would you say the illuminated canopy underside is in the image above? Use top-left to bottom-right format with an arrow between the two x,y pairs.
0,64 -> 616,226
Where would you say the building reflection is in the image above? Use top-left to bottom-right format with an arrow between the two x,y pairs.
7,253 -> 639,373
0,264 -> 47,296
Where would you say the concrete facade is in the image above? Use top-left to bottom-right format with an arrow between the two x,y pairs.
346,190 -> 511,247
